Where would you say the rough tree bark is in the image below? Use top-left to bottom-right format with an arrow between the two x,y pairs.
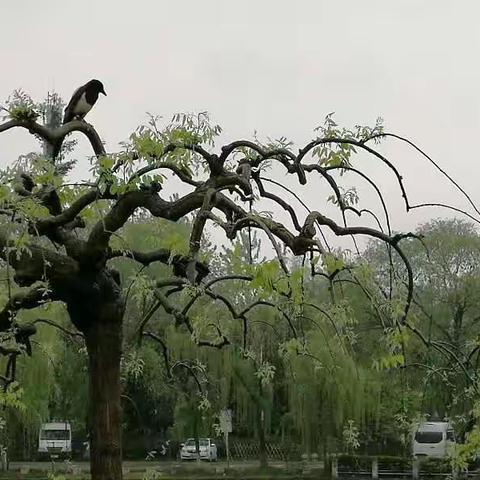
85,318 -> 123,480
63,268 -> 125,480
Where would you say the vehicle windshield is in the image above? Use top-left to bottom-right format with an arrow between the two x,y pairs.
40,430 -> 70,440
185,439 -> 209,447
415,431 -> 443,444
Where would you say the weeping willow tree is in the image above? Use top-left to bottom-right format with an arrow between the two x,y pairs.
285,328 -> 380,455
0,301 -> 74,460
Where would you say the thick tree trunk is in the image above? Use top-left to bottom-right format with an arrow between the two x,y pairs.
85,319 -> 123,480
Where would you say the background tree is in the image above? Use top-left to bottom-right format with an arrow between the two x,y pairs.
363,219 -> 480,437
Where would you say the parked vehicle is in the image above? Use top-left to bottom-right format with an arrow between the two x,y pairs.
38,421 -> 72,460
179,438 -> 217,461
412,421 -> 455,458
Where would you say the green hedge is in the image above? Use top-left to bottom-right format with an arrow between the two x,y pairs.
337,454 -> 372,471
337,454 -> 410,472
418,457 -> 451,474
377,455 -> 412,471
336,454 -> 456,474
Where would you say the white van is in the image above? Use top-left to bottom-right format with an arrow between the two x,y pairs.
412,421 -> 455,458
38,422 -> 72,459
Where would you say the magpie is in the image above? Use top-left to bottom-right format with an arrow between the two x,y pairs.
63,79 -> 106,124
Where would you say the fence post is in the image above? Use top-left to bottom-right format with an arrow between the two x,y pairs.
412,457 -> 419,480
372,457 -> 378,480
331,455 -> 338,479
0,449 -> 7,471
452,466 -> 458,480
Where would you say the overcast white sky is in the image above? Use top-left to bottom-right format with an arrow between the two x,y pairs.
1,0 -> 479,250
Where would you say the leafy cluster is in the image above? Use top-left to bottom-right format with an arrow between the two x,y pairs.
2,90 -> 39,122
312,114 -> 384,168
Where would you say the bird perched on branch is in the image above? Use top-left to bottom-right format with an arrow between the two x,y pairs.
63,79 -> 106,124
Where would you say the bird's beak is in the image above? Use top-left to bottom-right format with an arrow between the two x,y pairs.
101,89 -> 107,96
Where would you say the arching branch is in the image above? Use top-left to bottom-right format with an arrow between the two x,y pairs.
33,318 -> 83,339
143,331 -> 172,379
0,119 -> 106,158
108,248 -> 209,281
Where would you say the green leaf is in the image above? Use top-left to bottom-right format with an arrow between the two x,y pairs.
322,253 -> 345,274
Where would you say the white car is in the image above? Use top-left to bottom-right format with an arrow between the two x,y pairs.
180,438 -> 217,461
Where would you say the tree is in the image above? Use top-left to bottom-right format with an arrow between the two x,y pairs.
363,219 -> 480,434
0,91 -> 445,478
